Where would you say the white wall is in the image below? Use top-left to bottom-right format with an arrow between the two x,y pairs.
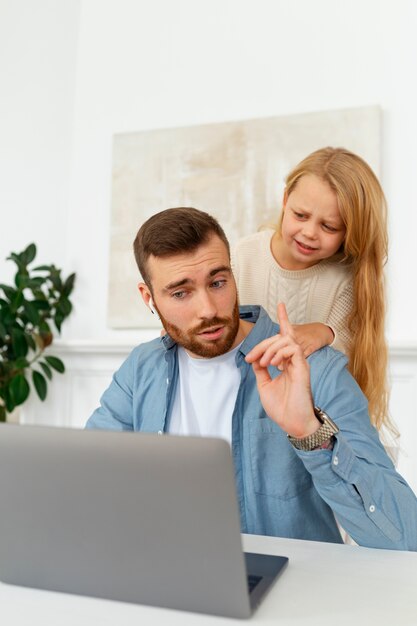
65,0 -> 417,345
2,0 -> 416,343
0,0 -> 80,283
1,0 -> 417,489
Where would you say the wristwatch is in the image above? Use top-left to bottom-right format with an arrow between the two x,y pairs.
287,407 -> 339,451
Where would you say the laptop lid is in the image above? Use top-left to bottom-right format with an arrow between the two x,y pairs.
0,424 -> 287,618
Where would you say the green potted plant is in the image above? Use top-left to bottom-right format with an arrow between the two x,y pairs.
0,243 -> 75,422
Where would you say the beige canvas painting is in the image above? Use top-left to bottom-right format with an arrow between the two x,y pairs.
108,106 -> 380,328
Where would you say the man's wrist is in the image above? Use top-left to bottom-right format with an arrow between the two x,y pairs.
288,411 -> 321,440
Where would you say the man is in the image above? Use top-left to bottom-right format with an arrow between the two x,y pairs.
87,207 -> 417,550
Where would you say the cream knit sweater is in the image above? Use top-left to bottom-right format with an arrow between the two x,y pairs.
232,229 -> 353,354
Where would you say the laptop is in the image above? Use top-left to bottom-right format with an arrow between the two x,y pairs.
0,424 -> 288,619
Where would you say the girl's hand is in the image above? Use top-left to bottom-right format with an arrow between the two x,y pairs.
245,303 -> 319,438
292,323 -> 334,357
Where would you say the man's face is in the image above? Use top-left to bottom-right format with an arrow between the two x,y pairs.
139,235 -> 243,358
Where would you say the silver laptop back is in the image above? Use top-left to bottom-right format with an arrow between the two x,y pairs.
0,425 -> 254,617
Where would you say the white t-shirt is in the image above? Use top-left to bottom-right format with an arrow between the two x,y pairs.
168,344 -> 242,445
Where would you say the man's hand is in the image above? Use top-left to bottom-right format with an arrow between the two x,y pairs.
245,303 -> 319,438
292,322 -> 334,357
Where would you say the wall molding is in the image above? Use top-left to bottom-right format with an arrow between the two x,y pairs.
389,344 -> 417,358
50,339 -> 417,358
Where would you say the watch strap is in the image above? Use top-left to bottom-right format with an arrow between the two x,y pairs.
287,407 -> 339,451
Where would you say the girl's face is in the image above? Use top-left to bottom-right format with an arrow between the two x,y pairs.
277,174 -> 346,270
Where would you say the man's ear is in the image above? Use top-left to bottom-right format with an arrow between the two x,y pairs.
138,283 -> 152,308
138,283 -> 161,322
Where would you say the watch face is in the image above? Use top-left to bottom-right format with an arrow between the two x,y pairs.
315,408 -> 339,433
314,407 -> 325,424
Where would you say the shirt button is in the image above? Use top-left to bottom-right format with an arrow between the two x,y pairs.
157,430 -> 163,435
333,456 -> 339,466
369,504 -> 376,513
166,378 -> 169,385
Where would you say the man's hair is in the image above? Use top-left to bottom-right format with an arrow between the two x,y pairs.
133,207 -> 230,287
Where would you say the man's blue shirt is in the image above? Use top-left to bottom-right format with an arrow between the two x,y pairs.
87,306 -> 417,550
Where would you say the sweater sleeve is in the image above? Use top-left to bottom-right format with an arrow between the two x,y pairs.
231,232 -> 272,313
326,281 -> 353,354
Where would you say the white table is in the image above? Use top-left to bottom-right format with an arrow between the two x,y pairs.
1,534 -> 416,625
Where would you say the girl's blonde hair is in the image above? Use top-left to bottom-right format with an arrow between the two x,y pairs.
277,147 -> 396,436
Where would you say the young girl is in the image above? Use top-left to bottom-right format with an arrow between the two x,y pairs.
233,146 -> 396,437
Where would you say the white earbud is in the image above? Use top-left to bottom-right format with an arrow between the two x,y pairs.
149,297 -> 160,321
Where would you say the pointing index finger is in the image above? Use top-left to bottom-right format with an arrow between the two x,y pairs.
277,302 -> 293,336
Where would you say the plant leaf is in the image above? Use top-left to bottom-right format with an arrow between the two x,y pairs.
44,355 -> 65,373
14,356 -> 29,369
0,284 -> 16,301
3,386 -> 15,412
39,320 -> 51,334
39,361 -> 53,380
11,327 -> 29,358
23,301 -> 41,325
15,272 -> 29,289
7,252 -> 23,265
54,311 -> 64,332
11,290 -> 24,311
50,272 -> 62,291
33,265 -> 53,272
22,243 -> 36,265
63,273 -> 76,296
32,370 -> 47,401
10,374 -> 30,406
32,299 -> 49,310
1,305 -> 15,328
26,334 -> 36,350
27,277 -> 45,290
57,297 -> 72,318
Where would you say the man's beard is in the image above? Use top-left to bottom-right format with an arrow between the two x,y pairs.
158,299 -> 241,358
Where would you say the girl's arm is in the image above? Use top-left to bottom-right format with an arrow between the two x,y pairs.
292,323 -> 335,357
291,282 -> 354,357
